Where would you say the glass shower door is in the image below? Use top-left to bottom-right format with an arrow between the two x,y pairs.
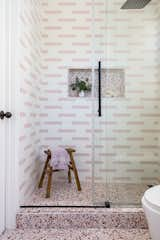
92,0 -> 160,207
92,0 -> 114,206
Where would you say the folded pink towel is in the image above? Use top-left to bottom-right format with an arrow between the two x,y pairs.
50,147 -> 70,170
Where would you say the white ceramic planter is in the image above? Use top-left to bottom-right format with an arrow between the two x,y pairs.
79,90 -> 85,97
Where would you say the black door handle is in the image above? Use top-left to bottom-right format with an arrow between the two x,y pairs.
0,111 -> 12,120
98,61 -> 102,117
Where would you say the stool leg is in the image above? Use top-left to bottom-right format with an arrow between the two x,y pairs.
46,166 -> 53,198
73,167 -> 81,191
38,157 -> 50,188
69,153 -> 81,191
68,166 -> 72,183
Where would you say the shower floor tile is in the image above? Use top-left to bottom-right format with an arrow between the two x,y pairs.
22,178 -> 149,207
22,181 -> 93,206
0,229 -> 151,240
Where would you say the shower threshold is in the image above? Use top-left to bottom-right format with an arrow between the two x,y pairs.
17,206 -> 148,230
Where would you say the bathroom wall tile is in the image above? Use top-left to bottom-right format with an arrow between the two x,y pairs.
18,0 -> 160,204
39,0 -> 160,185
19,0 -> 42,203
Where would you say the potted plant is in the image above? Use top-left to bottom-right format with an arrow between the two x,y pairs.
70,77 -> 92,97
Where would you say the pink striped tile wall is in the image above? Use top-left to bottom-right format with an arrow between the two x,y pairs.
93,0 -> 160,184
19,0 -> 160,203
39,0 -> 160,185
155,0 -> 160,182
40,0 -> 93,182
19,0 -> 42,204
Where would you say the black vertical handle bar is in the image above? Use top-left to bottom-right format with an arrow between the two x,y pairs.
98,61 -> 102,117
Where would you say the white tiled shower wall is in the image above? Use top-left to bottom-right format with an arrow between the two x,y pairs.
19,0 -> 160,203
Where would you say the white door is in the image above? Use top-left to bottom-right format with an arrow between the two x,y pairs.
0,0 -> 14,234
0,85 -> 7,234
0,84 -> 6,234
0,0 -> 7,233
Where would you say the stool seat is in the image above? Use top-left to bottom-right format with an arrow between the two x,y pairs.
38,148 -> 81,198
66,148 -> 76,152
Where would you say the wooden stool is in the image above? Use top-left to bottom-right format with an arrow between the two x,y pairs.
38,148 -> 81,198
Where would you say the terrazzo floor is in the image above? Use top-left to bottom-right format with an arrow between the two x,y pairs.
3,178 -> 151,240
21,177 -> 149,207
0,229 -> 151,240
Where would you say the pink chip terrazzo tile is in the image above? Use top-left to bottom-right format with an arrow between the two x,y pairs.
0,229 -> 151,240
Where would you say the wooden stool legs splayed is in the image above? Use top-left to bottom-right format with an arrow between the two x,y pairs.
38,148 -> 81,198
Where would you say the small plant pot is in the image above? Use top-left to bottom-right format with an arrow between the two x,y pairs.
79,90 -> 85,97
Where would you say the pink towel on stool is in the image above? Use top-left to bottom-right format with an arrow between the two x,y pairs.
50,147 -> 70,170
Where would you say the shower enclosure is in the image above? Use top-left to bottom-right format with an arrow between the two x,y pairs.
92,0 -> 160,207
19,0 -> 160,208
